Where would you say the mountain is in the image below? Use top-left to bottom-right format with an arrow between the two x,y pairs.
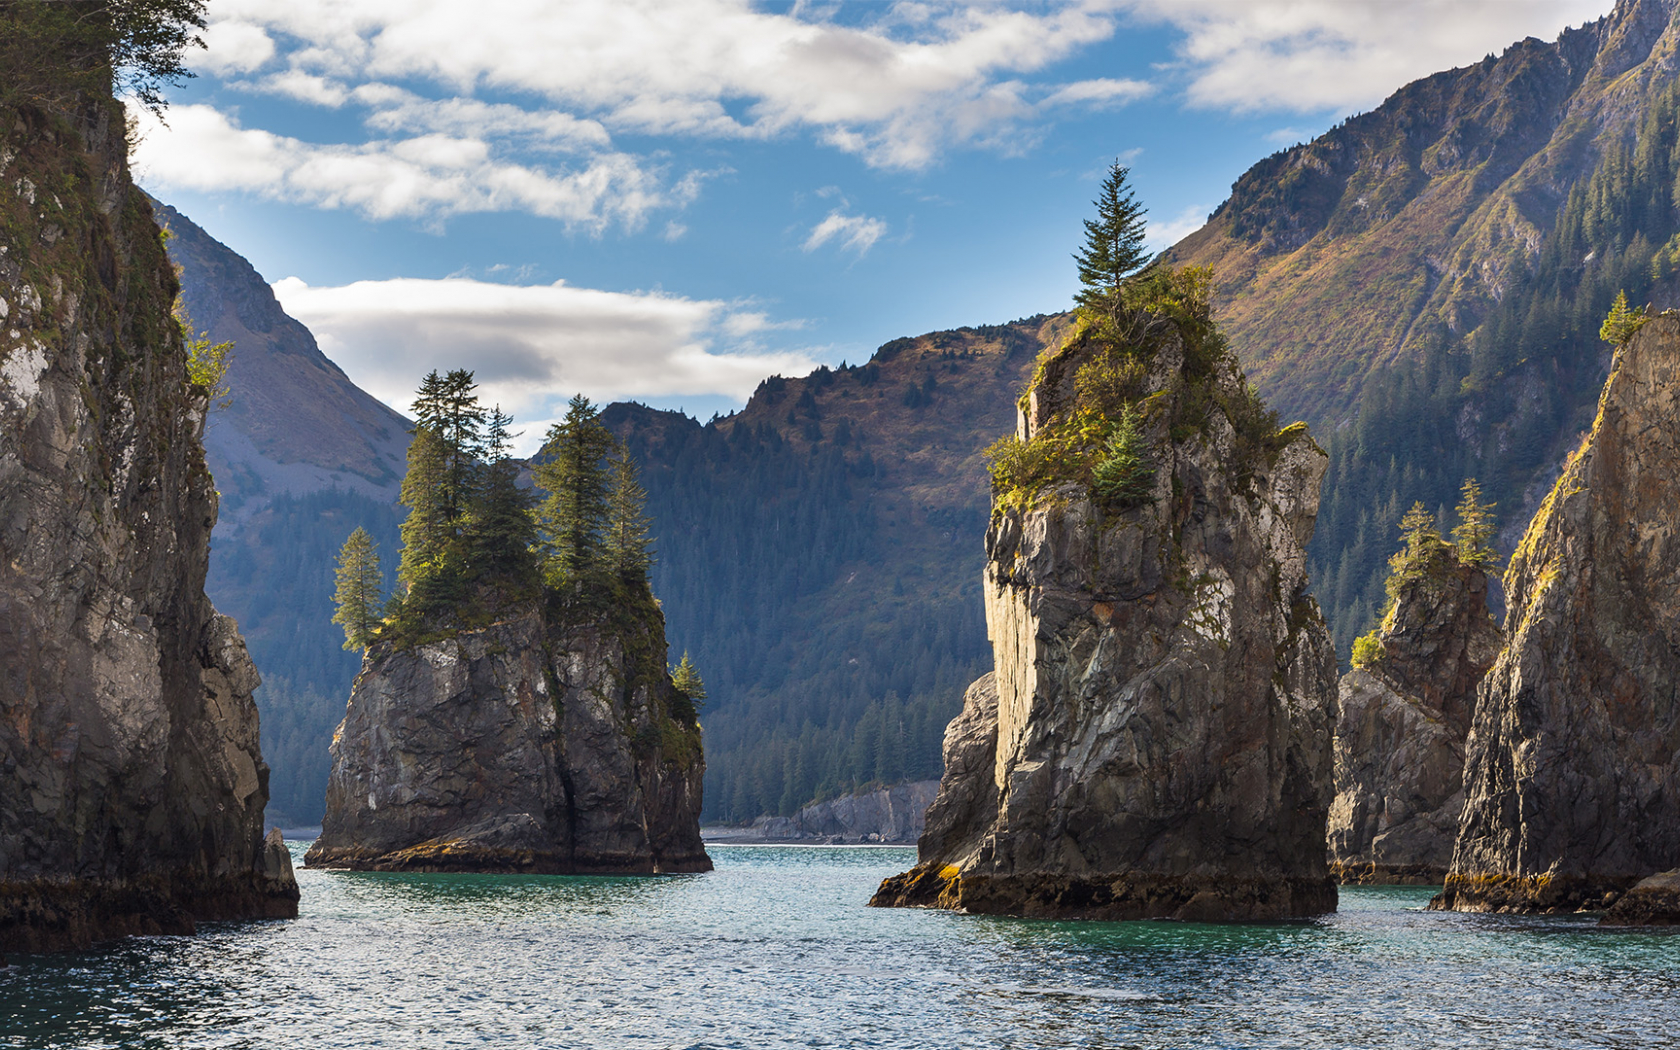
608,316 -> 1068,822
157,202 -> 409,827
1165,0 -> 1680,656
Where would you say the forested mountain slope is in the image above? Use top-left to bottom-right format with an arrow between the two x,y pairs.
1166,0 -> 1680,653
608,316 -> 1067,822
160,204 -> 407,826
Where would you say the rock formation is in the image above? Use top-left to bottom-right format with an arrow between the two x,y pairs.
1433,315 -> 1680,914
1,83 -> 297,953
305,600 -> 710,874
1328,547 -> 1501,883
873,288 -> 1340,921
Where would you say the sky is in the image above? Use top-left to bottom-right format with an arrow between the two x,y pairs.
132,0 -> 1615,449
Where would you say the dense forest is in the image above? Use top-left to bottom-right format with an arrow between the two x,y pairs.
1307,81 -> 1680,656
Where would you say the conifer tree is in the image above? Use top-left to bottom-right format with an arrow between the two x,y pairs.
1074,160 -> 1150,321
331,526 -> 384,650
411,368 -> 486,525
464,406 -> 539,585
396,426 -> 456,597
605,444 -> 655,582
671,651 -> 706,706
1385,502 -> 1448,601
533,394 -> 616,587
1092,404 -> 1154,505
1600,289 -> 1649,346
1451,478 -> 1499,568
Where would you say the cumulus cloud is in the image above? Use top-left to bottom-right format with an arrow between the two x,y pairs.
1126,0 -> 1611,113
129,104 -> 676,229
803,210 -> 889,256
195,0 -> 1139,171
271,276 -> 820,451
1146,203 -> 1213,251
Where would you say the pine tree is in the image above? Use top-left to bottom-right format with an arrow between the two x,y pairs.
331,527 -> 384,650
1073,160 -> 1150,321
1600,289 -> 1649,346
396,426 -> 457,599
533,394 -> 616,588
464,406 -> 539,586
1385,502 -> 1448,601
605,444 -> 655,582
671,651 -> 706,705
1451,477 -> 1499,568
1092,405 -> 1154,505
411,368 -> 486,525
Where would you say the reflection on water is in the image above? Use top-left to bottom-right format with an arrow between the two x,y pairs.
3,844 -> 1679,1049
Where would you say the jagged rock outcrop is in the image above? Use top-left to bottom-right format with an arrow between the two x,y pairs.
1,94 -> 298,954
873,306 -> 1340,921
706,780 -> 939,844
1433,315 -> 1680,914
305,601 -> 709,874
1329,551 -> 1501,883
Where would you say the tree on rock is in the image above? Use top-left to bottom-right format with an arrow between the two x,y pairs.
1074,160 -> 1150,322
332,527 -> 384,650
671,651 -> 706,712
605,445 -> 655,581
534,395 -> 616,589
463,406 -> 539,590
1451,478 -> 1499,568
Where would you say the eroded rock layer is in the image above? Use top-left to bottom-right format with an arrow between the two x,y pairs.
0,99 -> 297,954
1329,554 -> 1500,883
874,314 -> 1339,921
305,602 -> 709,874
1433,316 -> 1680,914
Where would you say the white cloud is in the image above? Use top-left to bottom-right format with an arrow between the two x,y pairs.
129,104 -> 672,230
803,210 -> 889,255
1125,0 -> 1612,113
198,0 -> 1135,171
197,20 -> 275,76
1042,77 -> 1155,108
271,276 -> 820,452
1146,203 -> 1213,251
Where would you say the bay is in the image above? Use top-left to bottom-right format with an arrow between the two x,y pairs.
3,842 -> 1679,1048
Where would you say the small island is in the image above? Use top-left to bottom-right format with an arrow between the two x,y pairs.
305,378 -> 710,873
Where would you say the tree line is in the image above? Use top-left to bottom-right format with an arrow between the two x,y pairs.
332,371 -> 668,652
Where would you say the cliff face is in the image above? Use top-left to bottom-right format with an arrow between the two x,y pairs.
1329,553 -> 1501,883
1434,315 -> 1680,915
305,599 -> 709,874
873,312 -> 1339,921
0,102 -> 297,953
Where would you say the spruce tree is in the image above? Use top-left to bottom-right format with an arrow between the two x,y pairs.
1451,478 -> 1499,568
605,444 -> 655,582
533,394 -> 616,588
1092,405 -> 1153,505
331,526 -> 384,650
1074,160 -> 1150,321
671,651 -> 706,705
396,426 -> 456,602
464,406 -> 539,586
411,368 -> 486,525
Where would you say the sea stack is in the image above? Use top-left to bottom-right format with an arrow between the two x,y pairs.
872,270 -> 1339,921
306,595 -> 709,872
1433,314 -> 1680,916
1328,543 -> 1500,883
1,73 -> 298,952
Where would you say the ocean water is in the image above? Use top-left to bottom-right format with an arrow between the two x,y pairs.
3,843 -> 1679,1049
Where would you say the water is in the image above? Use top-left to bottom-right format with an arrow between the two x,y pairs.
4,843 -> 1679,1049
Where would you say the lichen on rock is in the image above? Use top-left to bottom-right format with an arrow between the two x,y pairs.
1,88 -> 297,954
873,275 -> 1339,921
1432,314 -> 1680,915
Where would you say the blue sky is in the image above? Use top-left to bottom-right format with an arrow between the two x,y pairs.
133,0 -> 1612,445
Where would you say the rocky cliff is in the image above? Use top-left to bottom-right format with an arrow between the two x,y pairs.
0,91 -> 297,953
1433,315 -> 1680,915
872,289 -> 1340,921
1329,548 -> 1500,883
305,596 -> 709,874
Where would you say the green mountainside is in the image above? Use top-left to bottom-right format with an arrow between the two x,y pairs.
1166,0 -> 1680,654
608,317 -> 1065,821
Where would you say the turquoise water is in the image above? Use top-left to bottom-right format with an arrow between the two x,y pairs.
3,843 -> 1679,1048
